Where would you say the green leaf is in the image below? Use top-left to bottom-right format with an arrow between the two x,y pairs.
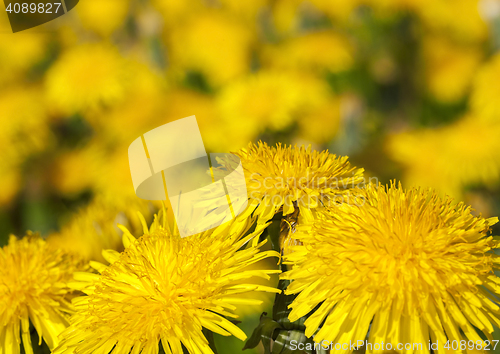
243,313 -> 282,353
261,320 -> 282,354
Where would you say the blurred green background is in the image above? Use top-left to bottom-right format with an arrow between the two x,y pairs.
2,0 -> 500,352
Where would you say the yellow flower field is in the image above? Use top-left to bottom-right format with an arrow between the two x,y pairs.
2,0 -> 500,353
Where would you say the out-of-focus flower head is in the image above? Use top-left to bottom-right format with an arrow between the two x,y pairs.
282,182 -> 500,348
262,30 -> 354,73
53,211 -> 280,354
45,43 -> 132,115
415,0 -> 488,42
0,32 -> 47,87
218,0 -> 268,24
76,0 -> 130,37
0,86 -> 51,206
471,52 -> 500,121
387,115 -> 500,198
85,62 -> 166,145
151,0 -> 203,28
48,137 -> 152,209
47,196 -> 151,263
0,86 -> 51,163
0,233 -> 87,354
0,164 -> 21,207
49,147 -> 98,197
296,97 -> 341,144
270,0 -> 333,34
218,70 -> 331,132
229,142 -> 364,224
168,10 -> 254,87
307,0 -> 363,22
422,35 -> 483,103
161,89 -> 247,152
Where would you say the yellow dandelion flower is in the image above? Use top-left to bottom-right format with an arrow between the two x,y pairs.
262,30 -> 353,73
307,0 -> 362,22
53,212 -> 280,354
422,35 -> 483,103
217,70 -> 330,131
0,32 -> 47,86
416,0 -> 488,42
226,142 -> 364,224
269,0 -> 304,34
47,196 -> 151,262
0,163 -> 20,207
296,97 -> 341,144
161,89 -> 255,152
0,85 -> 51,164
0,233 -> 87,354
87,63 -> 166,145
471,52 -> 500,121
49,147 -> 98,196
218,0 -> 267,24
93,146 -> 146,201
45,43 -> 132,115
168,10 -> 254,87
151,0 -> 204,28
49,140 -> 145,204
76,0 -> 130,37
364,0 -> 421,11
387,115 -> 500,198
281,183 -> 500,351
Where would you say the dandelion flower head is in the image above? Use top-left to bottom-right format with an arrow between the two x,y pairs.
387,115 -> 500,199
0,233 -> 87,354
45,43 -> 131,114
54,212 -> 281,354
281,182 -> 500,351
230,142 -> 364,224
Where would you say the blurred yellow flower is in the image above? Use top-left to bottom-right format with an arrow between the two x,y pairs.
422,35 -> 483,103
296,97 -> 341,144
471,52 -> 500,121
282,183 -> 500,349
262,30 -> 354,73
0,233 -> 86,354
76,0 -> 130,37
0,87 -> 47,206
270,0 -> 302,34
161,89 -> 252,152
0,163 -> 21,207
0,86 -> 51,163
45,43 -> 132,115
387,115 -> 500,198
307,0 -> 362,22
49,139 -> 146,205
364,0 -> 421,11
218,0 -> 268,24
93,147 -> 143,202
86,62 -> 166,145
218,70 -> 330,131
49,148 -> 97,196
53,212 -> 280,354
168,10 -> 254,86
0,32 -> 47,86
151,0 -> 203,27
47,196 -> 151,263
416,0 -> 488,42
